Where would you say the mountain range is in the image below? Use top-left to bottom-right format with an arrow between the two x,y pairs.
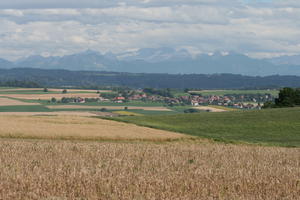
1,48 -> 300,76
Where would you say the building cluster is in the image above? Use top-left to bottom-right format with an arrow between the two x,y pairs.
52,90 -> 274,110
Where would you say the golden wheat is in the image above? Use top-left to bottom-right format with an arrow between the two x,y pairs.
0,115 -> 187,141
0,140 -> 299,200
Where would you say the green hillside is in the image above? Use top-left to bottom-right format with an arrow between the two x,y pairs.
111,108 -> 300,147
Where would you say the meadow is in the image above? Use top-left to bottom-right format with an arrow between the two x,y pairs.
112,107 -> 300,147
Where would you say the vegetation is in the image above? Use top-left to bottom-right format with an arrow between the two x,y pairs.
0,105 -> 50,112
112,107 -> 300,147
0,80 -> 41,88
143,88 -> 174,97
100,92 -> 118,99
0,140 -> 298,200
264,87 -> 300,108
183,108 -> 202,113
1,68 -> 300,89
0,115 -> 184,141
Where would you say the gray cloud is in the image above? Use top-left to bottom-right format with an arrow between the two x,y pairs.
0,0 -> 299,60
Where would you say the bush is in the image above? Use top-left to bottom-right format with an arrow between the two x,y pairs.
184,108 -> 201,113
51,97 -> 57,103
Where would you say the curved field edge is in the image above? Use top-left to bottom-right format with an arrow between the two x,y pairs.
0,115 -> 192,142
100,107 -> 300,147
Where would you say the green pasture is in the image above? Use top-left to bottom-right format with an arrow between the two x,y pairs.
110,107 -> 300,147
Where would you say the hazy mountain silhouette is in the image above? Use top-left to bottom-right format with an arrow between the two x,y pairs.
1,48 -> 300,76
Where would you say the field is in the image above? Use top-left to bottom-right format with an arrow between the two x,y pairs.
46,105 -> 172,111
0,115 -> 186,141
0,140 -> 299,200
0,93 -> 101,100
0,97 -> 39,106
113,107 -> 300,147
0,87 -> 299,199
193,106 -> 228,112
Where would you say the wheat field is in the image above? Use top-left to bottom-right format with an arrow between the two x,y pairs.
0,115 -> 187,141
0,140 -> 299,200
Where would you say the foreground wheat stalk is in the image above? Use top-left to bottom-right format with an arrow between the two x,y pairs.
0,140 -> 299,200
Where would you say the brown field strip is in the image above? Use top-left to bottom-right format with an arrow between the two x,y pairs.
0,97 -> 40,106
0,88 -> 110,93
0,93 -> 100,100
47,105 -> 172,111
0,111 -> 102,117
0,140 -> 299,199
48,89 -> 111,93
194,106 -> 227,112
0,115 -> 187,141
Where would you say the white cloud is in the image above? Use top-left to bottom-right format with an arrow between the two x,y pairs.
0,0 -> 300,60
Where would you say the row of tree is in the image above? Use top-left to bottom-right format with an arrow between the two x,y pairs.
0,80 -> 41,88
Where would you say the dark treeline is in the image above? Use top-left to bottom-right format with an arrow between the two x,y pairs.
143,88 -> 174,97
1,68 -> 300,89
0,80 -> 41,88
264,87 -> 300,108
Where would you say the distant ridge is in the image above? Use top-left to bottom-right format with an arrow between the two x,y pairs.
1,68 -> 300,89
1,48 -> 300,76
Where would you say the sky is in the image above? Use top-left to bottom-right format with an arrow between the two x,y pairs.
0,0 -> 299,60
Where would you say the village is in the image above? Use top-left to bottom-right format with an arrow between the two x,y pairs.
50,88 -> 275,110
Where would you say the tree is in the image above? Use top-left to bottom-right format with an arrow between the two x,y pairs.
43,88 -> 48,92
275,87 -> 300,107
62,89 -> 67,94
262,101 -> 275,109
184,108 -> 201,113
51,97 -> 57,103
99,108 -> 107,112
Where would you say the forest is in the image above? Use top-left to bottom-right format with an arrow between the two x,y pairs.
1,68 -> 300,89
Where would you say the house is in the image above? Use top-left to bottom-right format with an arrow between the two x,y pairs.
191,100 -> 199,106
73,97 -> 85,103
114,96 -> 125,103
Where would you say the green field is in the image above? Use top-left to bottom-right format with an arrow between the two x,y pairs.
0,90 -> 58,95
0,105 -> 51,112
110,107 -> 300,147
190,89 -> 279,96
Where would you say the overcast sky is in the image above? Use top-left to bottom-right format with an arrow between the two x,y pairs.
0,0 -> 299,60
